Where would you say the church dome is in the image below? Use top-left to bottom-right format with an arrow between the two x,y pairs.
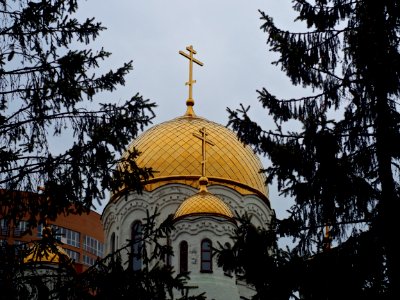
115,109 -> 268,203
174,190 -> 234,220
23,226 -> 71,264
115,112 -> 269,204
24,244 -> 70,264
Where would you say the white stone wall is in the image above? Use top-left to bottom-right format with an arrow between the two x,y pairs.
171,216 -> 239,300
101,183 -> 272,299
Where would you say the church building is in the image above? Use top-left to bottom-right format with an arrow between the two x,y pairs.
101,46 -> 274,300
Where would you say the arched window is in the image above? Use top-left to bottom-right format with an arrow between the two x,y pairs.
131,221 -> 142,271
179,241 -> 188,273
166,236 -> 172,266
201,239 -> 212,273
161,235 -> 172,266
223,242 -> 233,277
110,232 -> 116,253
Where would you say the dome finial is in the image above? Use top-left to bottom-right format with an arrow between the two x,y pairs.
185,98 -> 195,117
199,176 -> 209,192
179,45 -> 203,116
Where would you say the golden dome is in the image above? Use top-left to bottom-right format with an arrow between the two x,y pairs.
174,190 -> 234,220
24,244 -> 70,264
24,226 -> 70,264
116,113 -> 269,203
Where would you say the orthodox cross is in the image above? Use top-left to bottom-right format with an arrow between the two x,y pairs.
193,127 -> 215,177
179,45 -> 203,103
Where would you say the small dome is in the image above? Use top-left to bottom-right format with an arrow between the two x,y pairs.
24,244 -> 70,264
24,226 -> 70,264
114,114 -> 269,204
174,190 -> 234,220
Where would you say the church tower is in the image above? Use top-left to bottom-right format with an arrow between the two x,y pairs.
101,46 -> 273,299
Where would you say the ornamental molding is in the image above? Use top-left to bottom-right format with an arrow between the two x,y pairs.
171,217 -> 236,239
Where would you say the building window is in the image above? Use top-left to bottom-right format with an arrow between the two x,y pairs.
164,236 -> 172,267
83,255 -> 96,266
84,235 -> 104,257
131,221 -> 142,271
13,240 -> 28,254
223,242 -> 233,277
58,227 -> 81,248
37,224 -> 43,237
180,241 -> 188,273
110,232 -> 116,253
201,239 -> 212,273
13,220 -> 28,237
0,219 -> 9,236
37,224 -> 81,248
65,248 -> 80,263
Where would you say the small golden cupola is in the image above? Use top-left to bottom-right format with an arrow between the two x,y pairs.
23,226 -> 70,264
174,176 -> 234,221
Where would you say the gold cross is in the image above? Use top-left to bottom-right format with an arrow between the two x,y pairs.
193,127 -> 215,177
179,45 -> 204,104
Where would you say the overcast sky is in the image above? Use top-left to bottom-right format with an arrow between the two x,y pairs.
76,0 -> 308,219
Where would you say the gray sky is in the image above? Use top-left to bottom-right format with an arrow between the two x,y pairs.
76,0 -> 308,219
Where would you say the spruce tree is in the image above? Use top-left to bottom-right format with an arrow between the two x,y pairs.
0,0 -> 155,227
226,1 -> 400,298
